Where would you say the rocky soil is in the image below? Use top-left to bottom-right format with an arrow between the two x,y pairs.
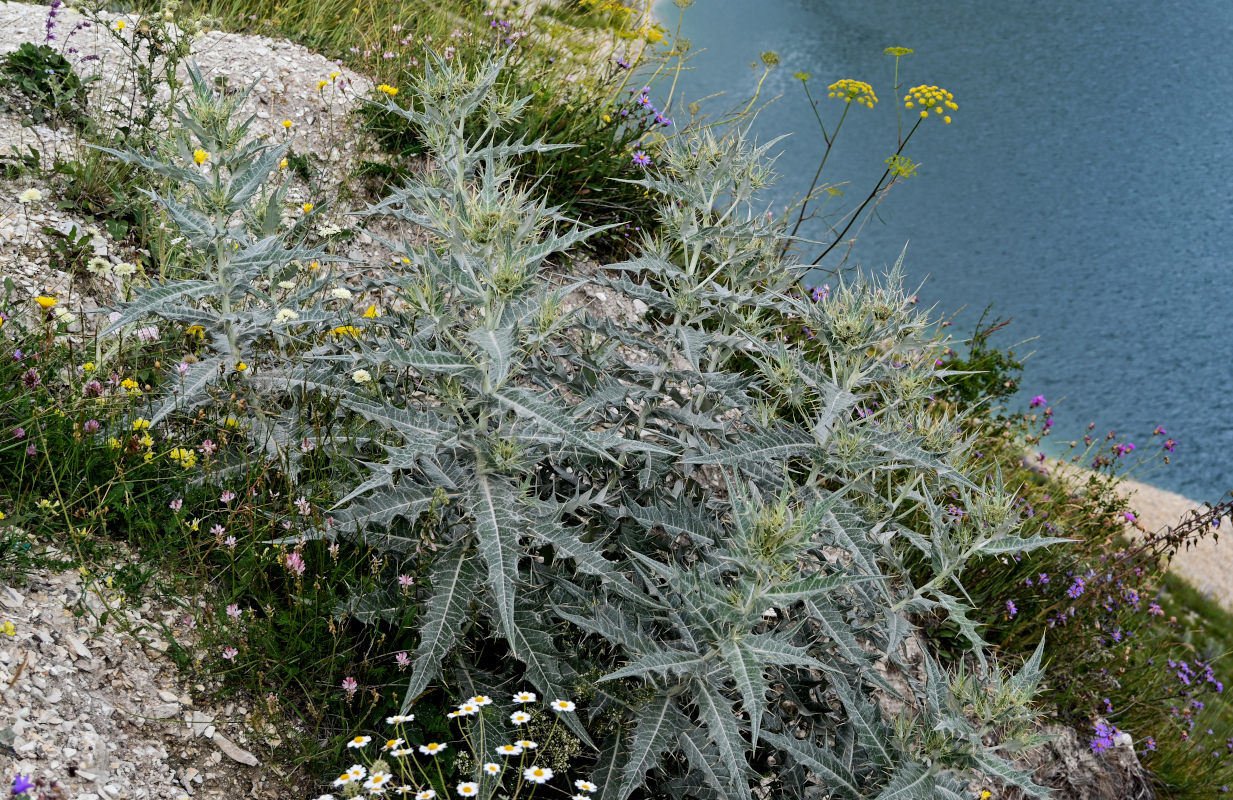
0,558 -> 287,799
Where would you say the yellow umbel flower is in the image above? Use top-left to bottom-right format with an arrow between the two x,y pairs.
904,85 -> 957,123
193,149 -> 208,165
827,79 -> 877,109
883,46 -> 914,57
35,296 -> 57,309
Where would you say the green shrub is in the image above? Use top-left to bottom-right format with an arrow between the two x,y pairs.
0,41 -> 91,129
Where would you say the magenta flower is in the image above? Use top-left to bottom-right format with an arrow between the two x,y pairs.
25,445 -> 36,456
219,490 -> 236,504
222,646 -> 238,660
12,427 -> 25,439
342,676 -> 358,697
83,419 -> 100,434
169,498 -> 183,512
199,439 -> 217,455
395,651 -> 411,670
398,574 -> 414,589
1123,512 -> 1136,522
1029,395 -> 1046,408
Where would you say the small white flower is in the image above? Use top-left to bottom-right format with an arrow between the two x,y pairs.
495,744 -> 524,756
514,740 -> 537,750
86,257 -> 112,275
386,714 -> 415,724
389,748 -> 414,757
551,699 -> 577,712
416,791 -> 437,800
382,737 -> 405,751
352,369 -> 372,384
512,691 -> 537,703
523,766 -> 554,784
331,772 -> 352,787
572,796 -> 591,800
18,188 -> 42,203
346,735 -> 372,749
455,783 -> 479,797
510,711 -> 531,725
330,287 -> 353,300
274,308 -> 300,324
455,703 -> 480,716
364,772 -> 394,791
278,280 -> 297,289
315,794 -> 337,800
482,763 -> 500,776
394,789 -> 414,796
113,262 -> 137,277
446,711 -> 460,719
469,695 -> 493,706
575,781 -> 598,793
419,742 -> 448,756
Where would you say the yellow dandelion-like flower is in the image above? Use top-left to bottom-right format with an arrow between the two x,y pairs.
113,19 -> 126,30
193,149 -> 208,165
826,79 -> 877,109
317,80 -> 329,91
302,203 -> 314,214
281,119 -> 293,129
904,85 -> 957,123
35,296 -> 57,309
377,84 -> 399,97
235,361 -> 248,372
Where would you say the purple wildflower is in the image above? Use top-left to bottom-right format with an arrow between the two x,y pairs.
631,150 -> 652,167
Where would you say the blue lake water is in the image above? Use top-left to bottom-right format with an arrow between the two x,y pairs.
657,0 -> 1233,501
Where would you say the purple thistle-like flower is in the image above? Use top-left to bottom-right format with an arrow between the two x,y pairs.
1029,394 -> 1047,408
83,419 -> 100,434
22,369 -> 40,388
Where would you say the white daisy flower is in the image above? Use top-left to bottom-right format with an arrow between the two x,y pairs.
346,736 -> 372,749
415,791 -> 436,800
419,742 -> 448,756
365,772 -> 394,791
510,711 -> 531,725
455,703 -> 480,716
387,714 -> 415,724
446,711 -> 461,719
390,748 -> 414,757
330,288 -> 353,300
331,772 -> 352,787
575,781 -> 598,793
455,783 -> 479,797
383,738 -> 405,751
482,763 -> 500,776
551,699 -> 577,712
469,695 -> 493,706
514,740 -> 538,750
495,744 -> 524,757
523,766 -> 554,784
512,691 -> 537,703
347,764 -> 367,781
394,788 -> 414,796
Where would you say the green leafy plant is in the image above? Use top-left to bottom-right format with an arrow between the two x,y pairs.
105,55 -> 1060,799
0,42 -> 91,129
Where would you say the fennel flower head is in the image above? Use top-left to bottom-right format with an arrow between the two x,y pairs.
904,84 -> 957,123
827,79 -> 877,109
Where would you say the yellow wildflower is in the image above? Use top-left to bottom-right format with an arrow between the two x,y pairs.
193,149 -> 209,165
827,79 -> 877,109
301,203 -> 314,214
362,304 -> 380,319
331,325 -> 363,338
107,437 -> 121,450
883,46 -> 914,57
317,79 -> 329,91
377,84 -> 399,97
0,621 -> 14,637
904,85 -> 957,123
330,71 -> 341,82
121,378 -> 140,390
224,415 -> 239,429
138,434 -> 153,448
113,19 -> 126,30
83,361 -> 96,372
279,158 -> 288,170
35,296 -> 57,309
132,417 -> 151,431
234,361 -> 248,372
186,325 -> 205,339
281,119 -> 293,129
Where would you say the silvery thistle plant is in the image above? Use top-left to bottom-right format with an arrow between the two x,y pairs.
109,55 -> 1062,799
